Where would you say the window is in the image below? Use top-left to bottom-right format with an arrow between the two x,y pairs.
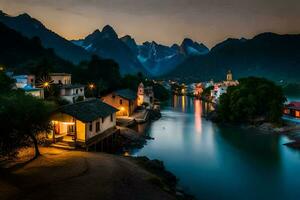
96,122 -> 100,132
296,111 -> 300,118
112,95 -> 115,99
76,89 -> 78,94
89,123 -> 93,132
110,114 -> 113,122
120,99 -> 123,105
102,117 -> 104,123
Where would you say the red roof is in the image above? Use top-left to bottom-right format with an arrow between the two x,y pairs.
287,101 -> 300,108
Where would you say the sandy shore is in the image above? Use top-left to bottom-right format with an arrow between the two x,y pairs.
0,147 -> 190,200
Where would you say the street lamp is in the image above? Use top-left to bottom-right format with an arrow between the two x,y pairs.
89,83 -> 95,90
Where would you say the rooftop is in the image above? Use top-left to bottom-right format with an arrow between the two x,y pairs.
57,99 -> 119,122
22,85 -> 43,92
115,89 -> 137,100
286,102 -> 300,109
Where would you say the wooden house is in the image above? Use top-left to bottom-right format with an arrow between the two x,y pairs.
102,89 -> 137,117
283,102 -> 300,118
51,99 -> 119,149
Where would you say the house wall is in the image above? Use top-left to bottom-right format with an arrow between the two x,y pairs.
86,114 -> 116,140
102,94 -> 136,116
101,113 -> 116,131
76,120 -> 86,142
50,75 -> 71,85
60,87 -> 85,103
59,123 -> 68,134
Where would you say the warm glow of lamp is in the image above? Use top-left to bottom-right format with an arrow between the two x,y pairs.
89,84 -> 95,89
43,82 -> 49,88
120,107 -> 125,111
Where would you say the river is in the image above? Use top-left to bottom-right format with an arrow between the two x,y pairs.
131,96 -> 300,200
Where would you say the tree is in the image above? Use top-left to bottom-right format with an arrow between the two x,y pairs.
217,77 -> 286,124
0,71 -> 15,93
0,92 -> 54,158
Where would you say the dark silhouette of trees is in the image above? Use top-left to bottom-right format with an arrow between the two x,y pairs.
217,77 -> 286,124
0,72 -> 54,158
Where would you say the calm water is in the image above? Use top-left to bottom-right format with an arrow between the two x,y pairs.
132,96 -> 300,200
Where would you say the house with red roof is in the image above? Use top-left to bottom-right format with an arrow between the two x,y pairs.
283,102 -> 300,118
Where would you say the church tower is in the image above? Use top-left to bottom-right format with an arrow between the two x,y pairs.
226,70 -> 233,81
137,82 -> 144,106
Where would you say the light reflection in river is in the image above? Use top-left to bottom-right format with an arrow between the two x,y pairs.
194,99 -> 202,134
133,95 -> 300,200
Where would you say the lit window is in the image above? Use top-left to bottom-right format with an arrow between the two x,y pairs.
296,111 -> 300,118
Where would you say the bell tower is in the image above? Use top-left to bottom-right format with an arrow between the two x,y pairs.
226,70 -> 233,81
137,82 -> 144,106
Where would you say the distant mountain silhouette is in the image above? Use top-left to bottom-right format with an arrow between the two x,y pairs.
72,25 -> 146,75
167,33 -> 300,82
0,11 -> 90,64
121,37 -> 209,76
0,22 -> 73,73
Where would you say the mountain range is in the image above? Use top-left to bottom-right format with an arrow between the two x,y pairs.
1,10 -> 300,82
167,33 -> 300,82
0,11 -> 208,76
0,21 -> 73,73
0,11 -> 90,64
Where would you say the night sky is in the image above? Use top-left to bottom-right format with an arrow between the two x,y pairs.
0,0 -> 299,47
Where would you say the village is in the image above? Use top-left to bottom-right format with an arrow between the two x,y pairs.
4,71 -> 161,152
9,69 -> 300,152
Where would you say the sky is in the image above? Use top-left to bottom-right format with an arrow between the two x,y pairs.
0,0 -> 299,47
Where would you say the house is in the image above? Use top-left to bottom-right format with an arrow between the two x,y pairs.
194,83 -> 204,97
12,74 -> 44,99
210,70 -> 239,103
223,70 -> 239,87
102,89 -> 137,117
49,73 -> 71,85
283,102 -> 300,118
23,85 -> 44,99
59,84 -> 85,103
49,73 -> 85,103
13,74 -> 36,88
137,82 -> 154,107
51,99 -> 119,148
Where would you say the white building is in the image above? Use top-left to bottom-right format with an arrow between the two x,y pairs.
13,74 -> 36,88
137,82 -> 154,108
210,70 -> 239,103
12,74 -> 44,99
49,73 -> 85,103
60,84 -> 85,103
49,73 -> 71,85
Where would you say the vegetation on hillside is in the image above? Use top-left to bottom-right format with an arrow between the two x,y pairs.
217,77 -> 286,124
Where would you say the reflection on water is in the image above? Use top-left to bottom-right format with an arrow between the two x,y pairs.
194,99 -> 202,134
133,95 -> 300,200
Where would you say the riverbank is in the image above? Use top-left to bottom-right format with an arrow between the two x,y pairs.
206,109 -> 300,149
0,147 -> 193,200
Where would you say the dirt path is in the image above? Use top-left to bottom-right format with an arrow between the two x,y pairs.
0,147 -> 176,200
